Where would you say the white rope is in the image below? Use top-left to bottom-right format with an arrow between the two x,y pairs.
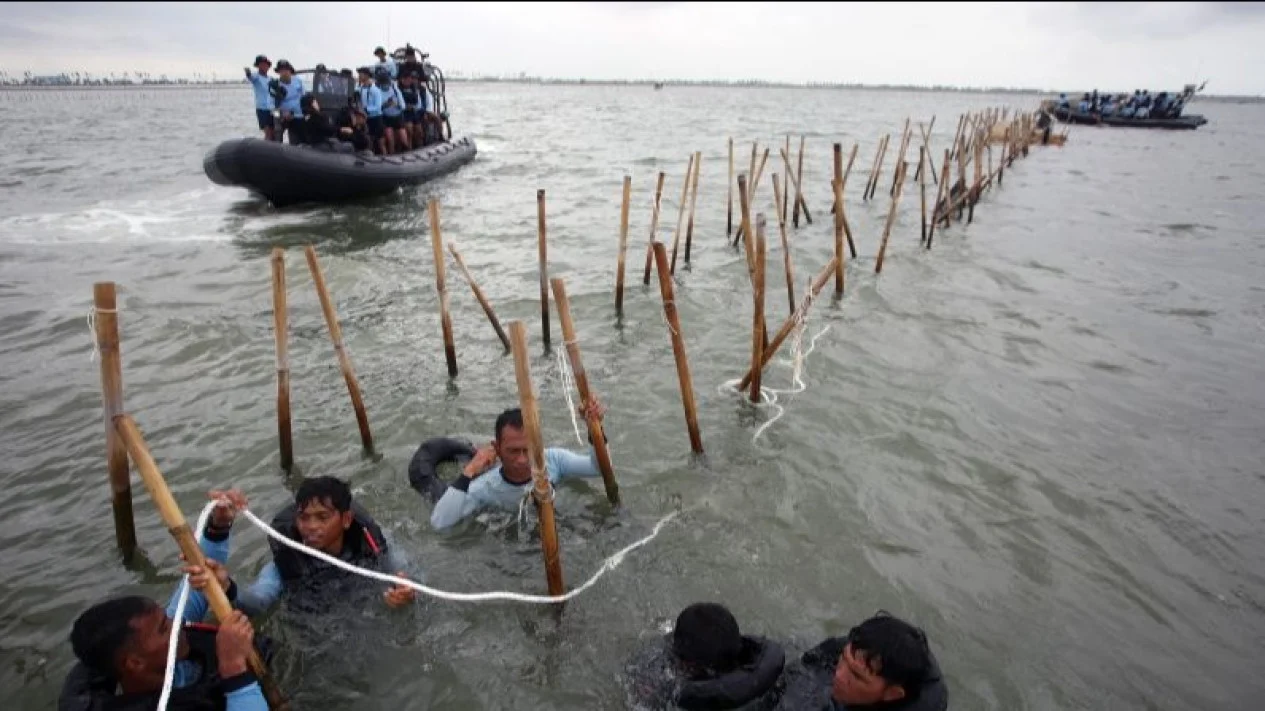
720,282 -> 830,443
555,345 -> 586,446
159,502 -> 214,711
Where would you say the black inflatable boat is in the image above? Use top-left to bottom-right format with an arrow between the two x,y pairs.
203,136 -> 477,206
1052,107 -> 1208,130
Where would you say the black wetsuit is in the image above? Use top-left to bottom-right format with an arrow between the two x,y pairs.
625,633 -> 786,710
768,637 -> 948,711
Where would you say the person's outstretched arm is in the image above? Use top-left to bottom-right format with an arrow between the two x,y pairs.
231,562 -> 283,618
431,444 -> 498,530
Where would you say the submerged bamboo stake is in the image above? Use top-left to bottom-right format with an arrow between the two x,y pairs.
727,138 -> 734,238
425,203 -> 459,378
750,215 -> 767,403
93,282 -> 137,558
869,134 -> 890,201
864,137 -> 884,201
889,118 -> 911,197
968,136 -> 982,224
782,135 -> 791,223
652,242 -> 704,453
304,245 -> 373,449
830,142 -> 860,259
448,242 -> 511,352
919,146 -> 928,245
269,250 -> 293,471
875,161 -> 907,274
779,147 -> 812,225
737,173 -> 756,278
641,171 -> 667,285
614,175 -> 632,315
833,177 -> 847,296
507,322 -> 565,596
771,174 -> 796,315
737,257 -> 838,391
549,279 -> 619,506
915,115 -> 936,183
670,153 -> 695,274
114,415 -> 287,710
733,148 -> 770,246
927,150 -> 952,249
684,150 -> 702,265
792,136 -> 806,227
537,189 -> 551,348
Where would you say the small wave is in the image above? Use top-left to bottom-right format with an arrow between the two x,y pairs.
1155,307 -> 1217,319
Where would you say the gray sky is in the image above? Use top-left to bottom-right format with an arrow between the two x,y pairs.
4,1 -> 1264,95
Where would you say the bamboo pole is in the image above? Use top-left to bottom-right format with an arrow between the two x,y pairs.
549,279 -> 619,506
536,189 -> 551,348
304,245 -> 374,449
771,174 -> 796,315
875,160 -> 907,275
864,137 -> 884,201
448,242 -> 511,352
641,171 -> 667,286
507,321 -> 566,596
792,136 -> 806,227
915,115 -> 936,183
927,150 -> 952,249
968,134 -> 982,224
425,203 -> 459,378
832,178 -> 847,296
93,282 -> 137,558
919,146 -> 928,245
651,242 -> 704,453
670,153 -> 695,274
114,415 -> 287,710
750,215 -> 767,403
614,175 -> 632,315
889,118 -> 911,197
684,150 -> 702,265
737,173 -> 755,278
727,138 -> 734,238
779,147 -> 812,225
747,141 -> 757,199
269,250 -> 293,471
733,148 -> 770,246
781,135 -> 791,223
830,142 -> 860,259
737,257 -> 838,392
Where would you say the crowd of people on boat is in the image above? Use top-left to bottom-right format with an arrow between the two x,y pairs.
243,45 -> 444,156
1056,88 -> 1189,120
57,400 -> 950,710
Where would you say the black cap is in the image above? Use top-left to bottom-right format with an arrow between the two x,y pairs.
276,59 -> 294,72
254,55 -> 270,67
374,46 -> 386,56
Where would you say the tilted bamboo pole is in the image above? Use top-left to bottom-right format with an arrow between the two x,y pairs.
641,171 -> 667,286
737,257 -> 838,392
670,153 -> 695,274
615,175 -> 632,315
792,136 -> 807,227
114,415 -> 288,710
537,189 -> 551,348
448,242 -> 511,352
683,150 -> 702,265
875,160 -> 907,274
651,242 -> 704,453
779,147 -> 812,225
727,138 -> 734,238
425,203 -> 459,377
304,245 -> 374,449
549,278 -> 620,507
771,174 -> 796,315
750,215 -> 767,403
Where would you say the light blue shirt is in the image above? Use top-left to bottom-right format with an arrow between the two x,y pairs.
164,534 -> 267,711
275,75 -> 303,116
247,72 -> 271,111
378,58 -> 398,81
358,84 -> 383,117
430,447 -> 603,531
382,84 -> 404,117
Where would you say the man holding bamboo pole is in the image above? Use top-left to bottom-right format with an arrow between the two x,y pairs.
428,398 -> 610,531
59,491 -> 275,711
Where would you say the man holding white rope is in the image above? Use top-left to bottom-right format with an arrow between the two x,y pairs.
58,490 -> 271,711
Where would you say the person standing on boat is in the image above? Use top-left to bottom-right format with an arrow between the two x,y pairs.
186,476 -> 419,616
398,71 -> 423,151
373,46 -> 398,81
272,60 -> 304,145
58,490 -> 273,711
425,399 -> 609,532
356,67 -> 386,155
243,55 -> 275,142
377,67 -> 407,154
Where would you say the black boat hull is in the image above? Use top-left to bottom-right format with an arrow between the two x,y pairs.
203,136 -> 477,206
1052,108 -> 1207,130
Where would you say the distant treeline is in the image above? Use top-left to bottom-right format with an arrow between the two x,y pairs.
1,70 -> 1258,100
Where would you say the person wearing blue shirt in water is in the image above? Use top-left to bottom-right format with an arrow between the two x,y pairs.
189,477 -> 418,617
356,66 -> 385,154
243,55 -> 275,142
58,490 -> 271,711
272,59 -> 304,145
429,399 -> 609,531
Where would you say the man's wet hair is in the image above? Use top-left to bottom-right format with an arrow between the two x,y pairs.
295,475 -> 352,513
70,596 -> 158,674
847,611 -> 934,700
495,408 -> 524,441
672,602 -> 743,675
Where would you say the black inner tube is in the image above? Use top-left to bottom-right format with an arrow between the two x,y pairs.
407,436 -> 477,504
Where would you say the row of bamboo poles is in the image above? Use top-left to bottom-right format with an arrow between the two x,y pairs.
93,105 -> 1064,710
